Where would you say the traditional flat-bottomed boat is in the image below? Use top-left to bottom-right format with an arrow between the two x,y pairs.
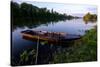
21,30 -> 82,43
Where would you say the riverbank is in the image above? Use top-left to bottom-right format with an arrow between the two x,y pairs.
52,27 -> 97,63
11,27 -> 97,66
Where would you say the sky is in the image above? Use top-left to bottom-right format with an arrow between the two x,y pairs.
12,0 -> 97,16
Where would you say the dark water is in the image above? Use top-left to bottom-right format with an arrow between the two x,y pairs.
12,18 -> 96,65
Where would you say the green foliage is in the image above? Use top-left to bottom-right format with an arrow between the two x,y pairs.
40,41 -> 48,45
11,1 -> 79,28
52,28 -> 97,63
83,12 -> 97,22
11,1 -> 69,20
20,50 -> 29,62
12,28 -> 97,65
11,1 -> 97,65
19,49 -> 36,65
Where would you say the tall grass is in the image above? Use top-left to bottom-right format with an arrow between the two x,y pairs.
12,28 -> 97,65
52,27 -> 97,63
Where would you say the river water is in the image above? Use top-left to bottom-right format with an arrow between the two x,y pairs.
11,18 -> 96,65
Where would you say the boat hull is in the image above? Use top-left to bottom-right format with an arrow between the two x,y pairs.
21,31 -> 81,44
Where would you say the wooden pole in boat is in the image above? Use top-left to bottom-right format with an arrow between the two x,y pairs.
35,36 -> 39,64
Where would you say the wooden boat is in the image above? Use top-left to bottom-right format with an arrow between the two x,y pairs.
21,30 -> 82,43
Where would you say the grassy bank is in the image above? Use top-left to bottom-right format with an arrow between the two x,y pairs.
12,27 -> 97,66
52,27 -> 97,63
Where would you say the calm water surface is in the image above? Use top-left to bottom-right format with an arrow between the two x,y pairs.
12,18 -> 96,65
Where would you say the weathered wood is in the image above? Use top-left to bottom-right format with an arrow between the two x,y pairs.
21,30 -> 82,43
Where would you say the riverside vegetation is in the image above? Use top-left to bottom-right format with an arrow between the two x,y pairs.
11,1 -> 97,66
11,1 -> 79,29
12,27 -> 97,65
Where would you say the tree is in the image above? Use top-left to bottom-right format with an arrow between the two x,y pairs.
11,1 -> 78,25
83,12 -> 97,22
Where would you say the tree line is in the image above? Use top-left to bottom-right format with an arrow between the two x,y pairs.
11,1 -> 79,23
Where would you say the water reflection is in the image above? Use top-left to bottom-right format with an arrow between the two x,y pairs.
83,18 -> 97,24
12,18 -> 96,65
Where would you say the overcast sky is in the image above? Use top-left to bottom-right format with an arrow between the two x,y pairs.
12,0 -> 97,15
